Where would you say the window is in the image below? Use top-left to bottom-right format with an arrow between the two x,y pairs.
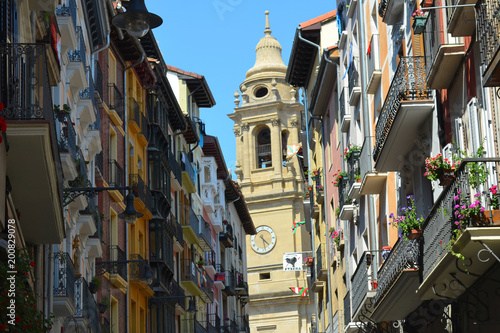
256,127 -> 272,168
254,86 -> 268,98
259,272 -> 271,280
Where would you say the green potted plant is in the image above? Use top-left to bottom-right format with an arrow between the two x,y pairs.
196,260 -> 205,268
389,195 -> 426,241
424,153 -> 460,186
332,170 -> 348,187
98,296 -> 110,314
54,103 -> 71,122
412,9 -> 428,35
343,144 -> 361,160
89,276 -> 101,294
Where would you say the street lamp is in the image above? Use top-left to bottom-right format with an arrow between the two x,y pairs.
64,186 -> 143,224
112,0 -> 163,38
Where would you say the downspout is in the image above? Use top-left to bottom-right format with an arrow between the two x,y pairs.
297,27 -> 320,332
123,44 -> 145,333
358,0 -> 378,281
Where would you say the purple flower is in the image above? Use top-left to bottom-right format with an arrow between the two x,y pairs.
462,205 -> 466,210
389,213 -> 394,218
474,193 -> 481,198
458,191 -> 462,194
480,207 -> 485,213
454,204 -> 460,209
454,195 -> 459,201
454,221 -> 460,225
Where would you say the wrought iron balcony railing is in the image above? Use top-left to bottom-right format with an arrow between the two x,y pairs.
55,0 -> 77,30
98,245 -> 128,282
57,113 -> 78,161
339,87 -> 347,122
348,59 -> 360,96
130,173 -> 153,210
75,278 -> 101,333
351,252 -> 375,314
200,270 -> 214,302
347,150 -> 361,190
129,254 -> 149,280
101,317 -> 110,333
359,136 -> 375,180
316,244 -> 325,280
107,83 -> 124,120
169,212 -> 184,245
167,149 -> 183,185
149,220 -> 174,271
373,238 -> 420,306
476,0 -> 500,84
95,151 -> 104,179
421,158 -> 500,281
181,259 -> 200,286
224,270 -> 237,295
172,278 -> 186,310
108,159 -> 124,191
338,175 -> 351,212
373,56 -> 431,162
53,252 -> 76,299
68,26 -> 86,68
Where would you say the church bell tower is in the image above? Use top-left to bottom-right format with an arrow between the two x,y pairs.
228,11 -> 314,333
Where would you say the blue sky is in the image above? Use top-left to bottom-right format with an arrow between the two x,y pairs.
146,1 -> 336,175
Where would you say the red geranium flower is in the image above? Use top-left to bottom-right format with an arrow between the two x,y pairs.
0,101 -> 4,111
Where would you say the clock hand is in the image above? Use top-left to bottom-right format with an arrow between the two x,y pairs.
260,234 -> 269,246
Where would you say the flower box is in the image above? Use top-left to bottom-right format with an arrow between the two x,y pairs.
413,15 -> 428,35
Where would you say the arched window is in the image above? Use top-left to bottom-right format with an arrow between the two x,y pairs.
282,130 -> 289,163
256,127 -> 272,168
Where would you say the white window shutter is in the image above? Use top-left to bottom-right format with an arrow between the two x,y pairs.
454,118 -> 465,153
468,97 -> 481,155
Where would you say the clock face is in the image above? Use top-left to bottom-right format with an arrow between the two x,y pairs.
251,226 -> 276,253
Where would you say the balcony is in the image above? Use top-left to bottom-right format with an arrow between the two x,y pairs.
67,27 -> 87,94
170,213 -> 184,252
237,315 -> 250,333
347,150 -> 361,200
371,238 -> 421,322
78,69 -> 97,132
55,0 -> 78,53
200,270 -> 214,303
93,60 -> 104,105
378,0 -> 405,25
53,252 -> 76,317
181,205 -> 201,245
344,291 -> 358,332
423,10 -> 465,89
359,136 -> 388,195
315,244 -> 327,283
446,0 -> 477,37
149,221 -> 175,289
350,252 -> 377,321
128,97 -> 148,144
57,113 -> 78,179
182,319 -> 208,333
201,157 -> 217,213
338,176 -> 355,220
339,87 -> 350,133
107,83 -> 124,125
199,217 -> 214,251
108,159 -> 125,201
72,278 -> 101,333
97,245 -> 128,291
366,34 -> 382,94
223,270 -> 237,296
220,224 -> 234,248
149,151 -> 172,219
348,59 -> 361,105
417,159 -> 500,301
130,173 -> 153,213
477,0 -> 500,86
373,56 -> 433,172
235,271 -> 249,296
180,259 -> 202,296
167,149 -> 183,190
181,151 -> 197,193
0,43 -> 64,244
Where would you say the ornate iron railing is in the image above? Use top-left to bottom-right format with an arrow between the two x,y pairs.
180,259 -> 200,286
257,143 -> 272,156
373,56 -> 431,162
75,278 -> 101,333
199,217 -> 213,251
476,0 -> 500,72
103,245 -> 127,281
378,0 -> 388,18
338,175 -> 350,212
421,159 -> 500,281
170,212 -> 184,245
351,252 -> 374,314
58,113 -> 78,161
224,270 -> 237,295
129,254 -> 149,280
149,220 -> 174,270
55,0 -> 77,30
94,60 -> 104,102
107,83 -> 124,120
95,151 -> 103,178
316,244 -> 324,279
53,252 -> 76,299
101,317 -> 110,333
68,26 -> 86,68
200,269 -> 214,302
373,238 -> 420,305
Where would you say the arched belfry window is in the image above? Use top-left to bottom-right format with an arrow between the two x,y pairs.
257,127 -> 272,168
282,130 -> 289,163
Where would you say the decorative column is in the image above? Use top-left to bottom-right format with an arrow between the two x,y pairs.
271,117 -> 282,178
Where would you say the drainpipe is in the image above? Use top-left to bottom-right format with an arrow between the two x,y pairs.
358,0 -> 378,281
297,27 -> 320,333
